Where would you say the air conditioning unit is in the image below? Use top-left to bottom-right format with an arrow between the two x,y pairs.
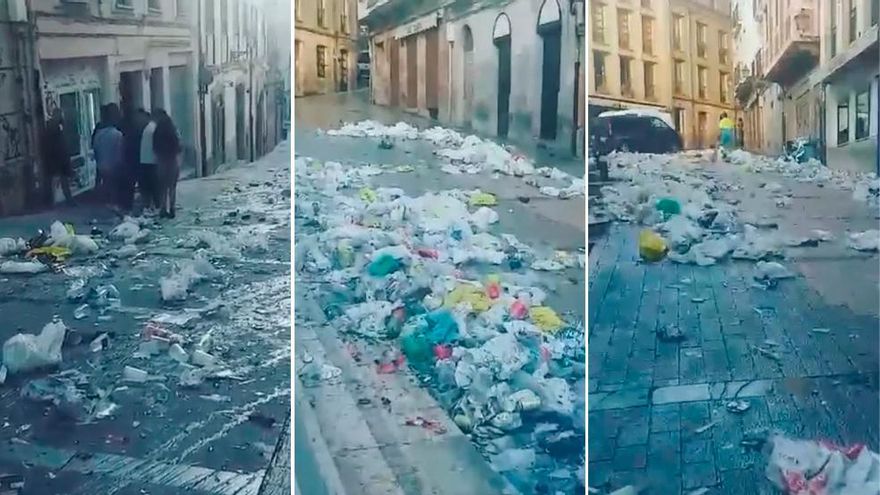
7,0 -> 27,22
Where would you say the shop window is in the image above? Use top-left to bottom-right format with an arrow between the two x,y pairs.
837,101 -> 849,145
855,90 -> 870,140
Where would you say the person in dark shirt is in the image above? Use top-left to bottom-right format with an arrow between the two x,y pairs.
152,109 -> 182,218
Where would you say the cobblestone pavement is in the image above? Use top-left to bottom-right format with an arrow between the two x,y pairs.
588,160 -> 880,494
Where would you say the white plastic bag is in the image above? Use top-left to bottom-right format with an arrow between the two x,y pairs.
0,238 -> 26,256
470,207 -> 499,232
0,261 -> 48,274
847,230 -> 880,252
3,320 -> 66,374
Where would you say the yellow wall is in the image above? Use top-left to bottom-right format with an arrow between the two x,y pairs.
294,0 -> 358,96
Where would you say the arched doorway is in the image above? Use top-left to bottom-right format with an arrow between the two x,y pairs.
493,14 -> 512,138
462,25 -> 474,127
538,0 -> 562,140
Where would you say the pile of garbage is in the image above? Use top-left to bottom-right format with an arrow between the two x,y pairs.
323,120 -> 585,200
295,154 -> 585,493
764,434 -> 880,495
0,221 -> 100,274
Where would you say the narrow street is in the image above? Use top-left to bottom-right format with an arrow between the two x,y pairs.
0,143 -> 291,494
293,92 -> 586,494
589,151 -> 880,494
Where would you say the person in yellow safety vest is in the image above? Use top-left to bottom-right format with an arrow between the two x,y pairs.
716,112 -> 735,162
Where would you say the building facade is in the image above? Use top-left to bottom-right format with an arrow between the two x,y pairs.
365,0 -> 586,157
294,0 -> 359,97
0,0 -> 285,216
588,0 -> 735,149
735,0 -> 877,172
818,0 -> 878,173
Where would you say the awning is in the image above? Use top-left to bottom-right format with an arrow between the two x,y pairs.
392,10 -> 441,40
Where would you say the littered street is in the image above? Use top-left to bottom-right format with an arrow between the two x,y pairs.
293,91 -> 587,495
0,142 -> 292,494
589,151 -> 879,494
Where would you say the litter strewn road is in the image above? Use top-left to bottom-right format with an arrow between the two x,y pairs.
589,151 -> 879,494
293,92 -> 586,494
0,142 -> 291,494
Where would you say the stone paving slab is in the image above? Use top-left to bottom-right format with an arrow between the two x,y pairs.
589,210 -> 879,494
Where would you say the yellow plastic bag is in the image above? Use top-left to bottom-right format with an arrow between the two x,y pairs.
638,229 -> 667,262
530,306 -> 564,333
444,284 -> 492,313
469,192 -> 497,207
27,246 -> 71,261
359,187 -> 377,204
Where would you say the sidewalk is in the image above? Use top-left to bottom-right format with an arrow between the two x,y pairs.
588,160 -> 879,493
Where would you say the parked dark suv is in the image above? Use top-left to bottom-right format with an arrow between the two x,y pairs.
591,109 -> 683,158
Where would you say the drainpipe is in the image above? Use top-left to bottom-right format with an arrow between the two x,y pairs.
197,0 -> 207,177
570,0 -> 584,157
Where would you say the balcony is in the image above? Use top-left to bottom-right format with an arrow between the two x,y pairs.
762,7 -> 819,86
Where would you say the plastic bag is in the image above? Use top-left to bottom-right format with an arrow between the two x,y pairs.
469,192 -> 497,207
444,284 -> 493,313
367,253 -> 403,276
3,320 -> 66,374
530,306 -> 564,333
638,229 -> 667,262
470,207 -> 499,232
0,261 -> 48,274
847,230 -> 879,252
0,237 -> 26,256
754,261 -> 795,281
765,434 -> 880,495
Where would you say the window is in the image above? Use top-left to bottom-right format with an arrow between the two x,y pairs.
148,0 -> 160,12
318,0 -> 326,28
698,111 -> 708,145
674,60 -> 685,95
592,3 -> 606,44
593,51 -> 607,91
673,107 -> 685,132
176,0 -> 187,16
644,61 -> 656,99
830,0 -> 837,57
618,9 -> 631,49
206,0 -> 215,33
115,0 -> 133,8
719,31 -> 728,64
59,93 -> 81,157
873,0 -> 878,26
698,66 -> 708,99
849,1 -> 857,43
317,45 -> 327,78
641,0 -> 650,7
642,15 -> 654,54
696,22 -> 707,58
220,0 -> 228,35
855,90 -> 870,140
837,101 -> 849,144
673,14 -> 684,50
295,0 -> 301,21
620,56 -> 632,95
341,0 -> 349,33
720,71 -> 729,103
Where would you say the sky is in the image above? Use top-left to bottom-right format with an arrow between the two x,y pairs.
734,0 -> 761,65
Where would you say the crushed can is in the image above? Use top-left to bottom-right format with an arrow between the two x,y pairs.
0,474 -> 24,495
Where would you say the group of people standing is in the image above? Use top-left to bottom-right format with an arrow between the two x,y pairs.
43,104 -> 183,218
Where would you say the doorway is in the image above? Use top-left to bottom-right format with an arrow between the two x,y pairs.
493,14 -> 512,138
390,40 -> 400,107
425,28 -> 439,119
211,93 -> 225,171
235,84 -> 246,160
405,37 -> 417,109
119,70 -> 143,117
538,1 -> 562,140
462,26 -> 474,126
150,68 -> 164,111
339,49 -> 349,92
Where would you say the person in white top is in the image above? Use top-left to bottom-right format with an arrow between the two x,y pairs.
138,113 -> 159,210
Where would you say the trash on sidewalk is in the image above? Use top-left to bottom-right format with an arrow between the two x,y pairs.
754,261 -> 795,283
657,325 -> 685,342
88,334 -> 109,353
764,434 -> 880,495
491,448 -> 536,472
725,399 -> 751,413
160,255 -> 220,301
638,230 -> 668,262
753,344 -> 782,362
0,238 -> 27,257
376,350 -> 406,374
21,369 -> 117,422
469,191 -> 497,207
404,416 -> 447,435
656,197 -> 681,217
530,306 -> 564,333
846,230 -> 880,252
367,253 -> 403,277
3,320 -> 66,375
0,261 -> 48,274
